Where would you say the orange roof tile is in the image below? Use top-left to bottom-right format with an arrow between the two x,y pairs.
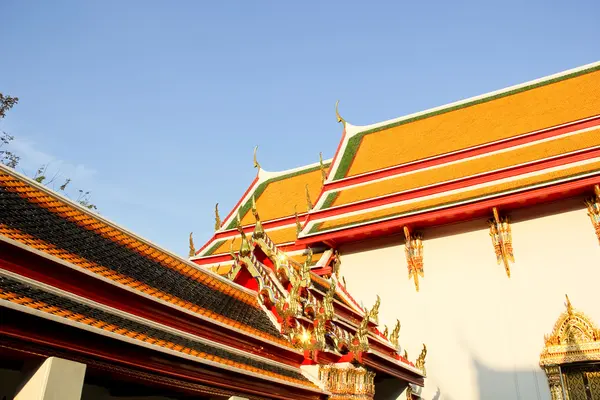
331,63 -> 600,180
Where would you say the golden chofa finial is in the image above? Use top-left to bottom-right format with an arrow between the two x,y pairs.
253,145 -> 261,173
214,203 -> 221,231
319,152 -> 327,184
335,100 -> 345,126
188,232 -> 196,258
305,184 -> 313,211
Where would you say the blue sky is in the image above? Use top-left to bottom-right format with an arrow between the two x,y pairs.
1,1 -> 598,256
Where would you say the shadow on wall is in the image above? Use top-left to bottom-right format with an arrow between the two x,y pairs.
473,358 -> 550,400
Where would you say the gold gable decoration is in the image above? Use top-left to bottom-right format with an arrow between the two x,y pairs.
404,226 -> 424,292
586,184 -> 600,245
488,207 -> 514,277
540,295 -> 600,366
319,363 -> 375,400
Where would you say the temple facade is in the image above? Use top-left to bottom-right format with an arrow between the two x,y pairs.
194,61 -> 600,399
1,61 -> 599,400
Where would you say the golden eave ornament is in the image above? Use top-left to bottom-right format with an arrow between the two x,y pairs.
188,232 -> 195,258
488,207 -> 514,277
585,184 -> 600,245
305,184 -> 313,211
390,319 -> 400,348
294,206 -> 302,238
319,152 -> 327,184
214,203 -> 221,231
415,344 -> 427,376
404,226 -> 424,291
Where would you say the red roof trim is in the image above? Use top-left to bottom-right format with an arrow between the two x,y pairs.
304,146 -> 600,225
298,175 -> 600,245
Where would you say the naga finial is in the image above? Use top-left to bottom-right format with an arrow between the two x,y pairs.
369,295 -> 381,323
403,349 -> 408,360
305,184 -> 313,211
416,344 -> 427,375
294,205 -> 302,238
214,203 -> 221,231
335,100 -> 346,126
253,146 -> 261,173
188,232 -> 196,258
235,211 -> 251,257
300,247 -> 312,287
229,240 -> 236,260
319,152 -> 327,183
390,319 -> 400,348
251,196 -> 264,238
382,325 -> 389,338
332,249 -> 341,280
323,280 -> 336,319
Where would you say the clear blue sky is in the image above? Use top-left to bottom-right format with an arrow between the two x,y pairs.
1,1 -> 598,256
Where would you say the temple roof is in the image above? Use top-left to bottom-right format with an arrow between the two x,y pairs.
328,62 -> 600,181
196,159 -> 330,259
298,61 -> 600,240
0,165 -> 292,348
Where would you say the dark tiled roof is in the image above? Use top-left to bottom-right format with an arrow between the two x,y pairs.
0,178 -> 282,340
0,275 -> 308,383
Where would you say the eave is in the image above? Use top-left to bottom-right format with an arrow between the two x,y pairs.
296,174 -> 599,247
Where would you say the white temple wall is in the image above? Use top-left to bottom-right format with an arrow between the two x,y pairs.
338,197 -> 600,400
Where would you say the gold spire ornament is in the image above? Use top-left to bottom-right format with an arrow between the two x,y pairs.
235,211 -> 251,257
335,100 -> 346,126
585,184 -> 600,244
214,203 -> 221,231
188,232 -> 196,258
390,319 -> 400,348
332,249 -> 341,280
305,184 -> 313,211
488,207 -> 514,277
251,196 -> 264,238
319,152 -> 327,183
415,344 -> 427,376
369,295 -> 381,324
383,325 -> 389,338
294,206 -> 302,238
253,145 -> 261,173
404,226 -> 424,291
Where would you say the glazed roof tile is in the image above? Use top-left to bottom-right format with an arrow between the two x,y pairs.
0,166 -> 288,346
329,63 -> 600,180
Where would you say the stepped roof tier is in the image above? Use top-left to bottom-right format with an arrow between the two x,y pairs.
0,165 -> 329,398
192,61 -> 600,392
193,159 -> 331,264
297,61 -> 600,244
1,163 -> 425,399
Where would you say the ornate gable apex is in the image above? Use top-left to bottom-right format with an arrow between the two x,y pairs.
540,295 -> 600,366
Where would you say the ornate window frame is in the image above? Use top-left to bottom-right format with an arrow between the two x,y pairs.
540,295 -> 600,399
